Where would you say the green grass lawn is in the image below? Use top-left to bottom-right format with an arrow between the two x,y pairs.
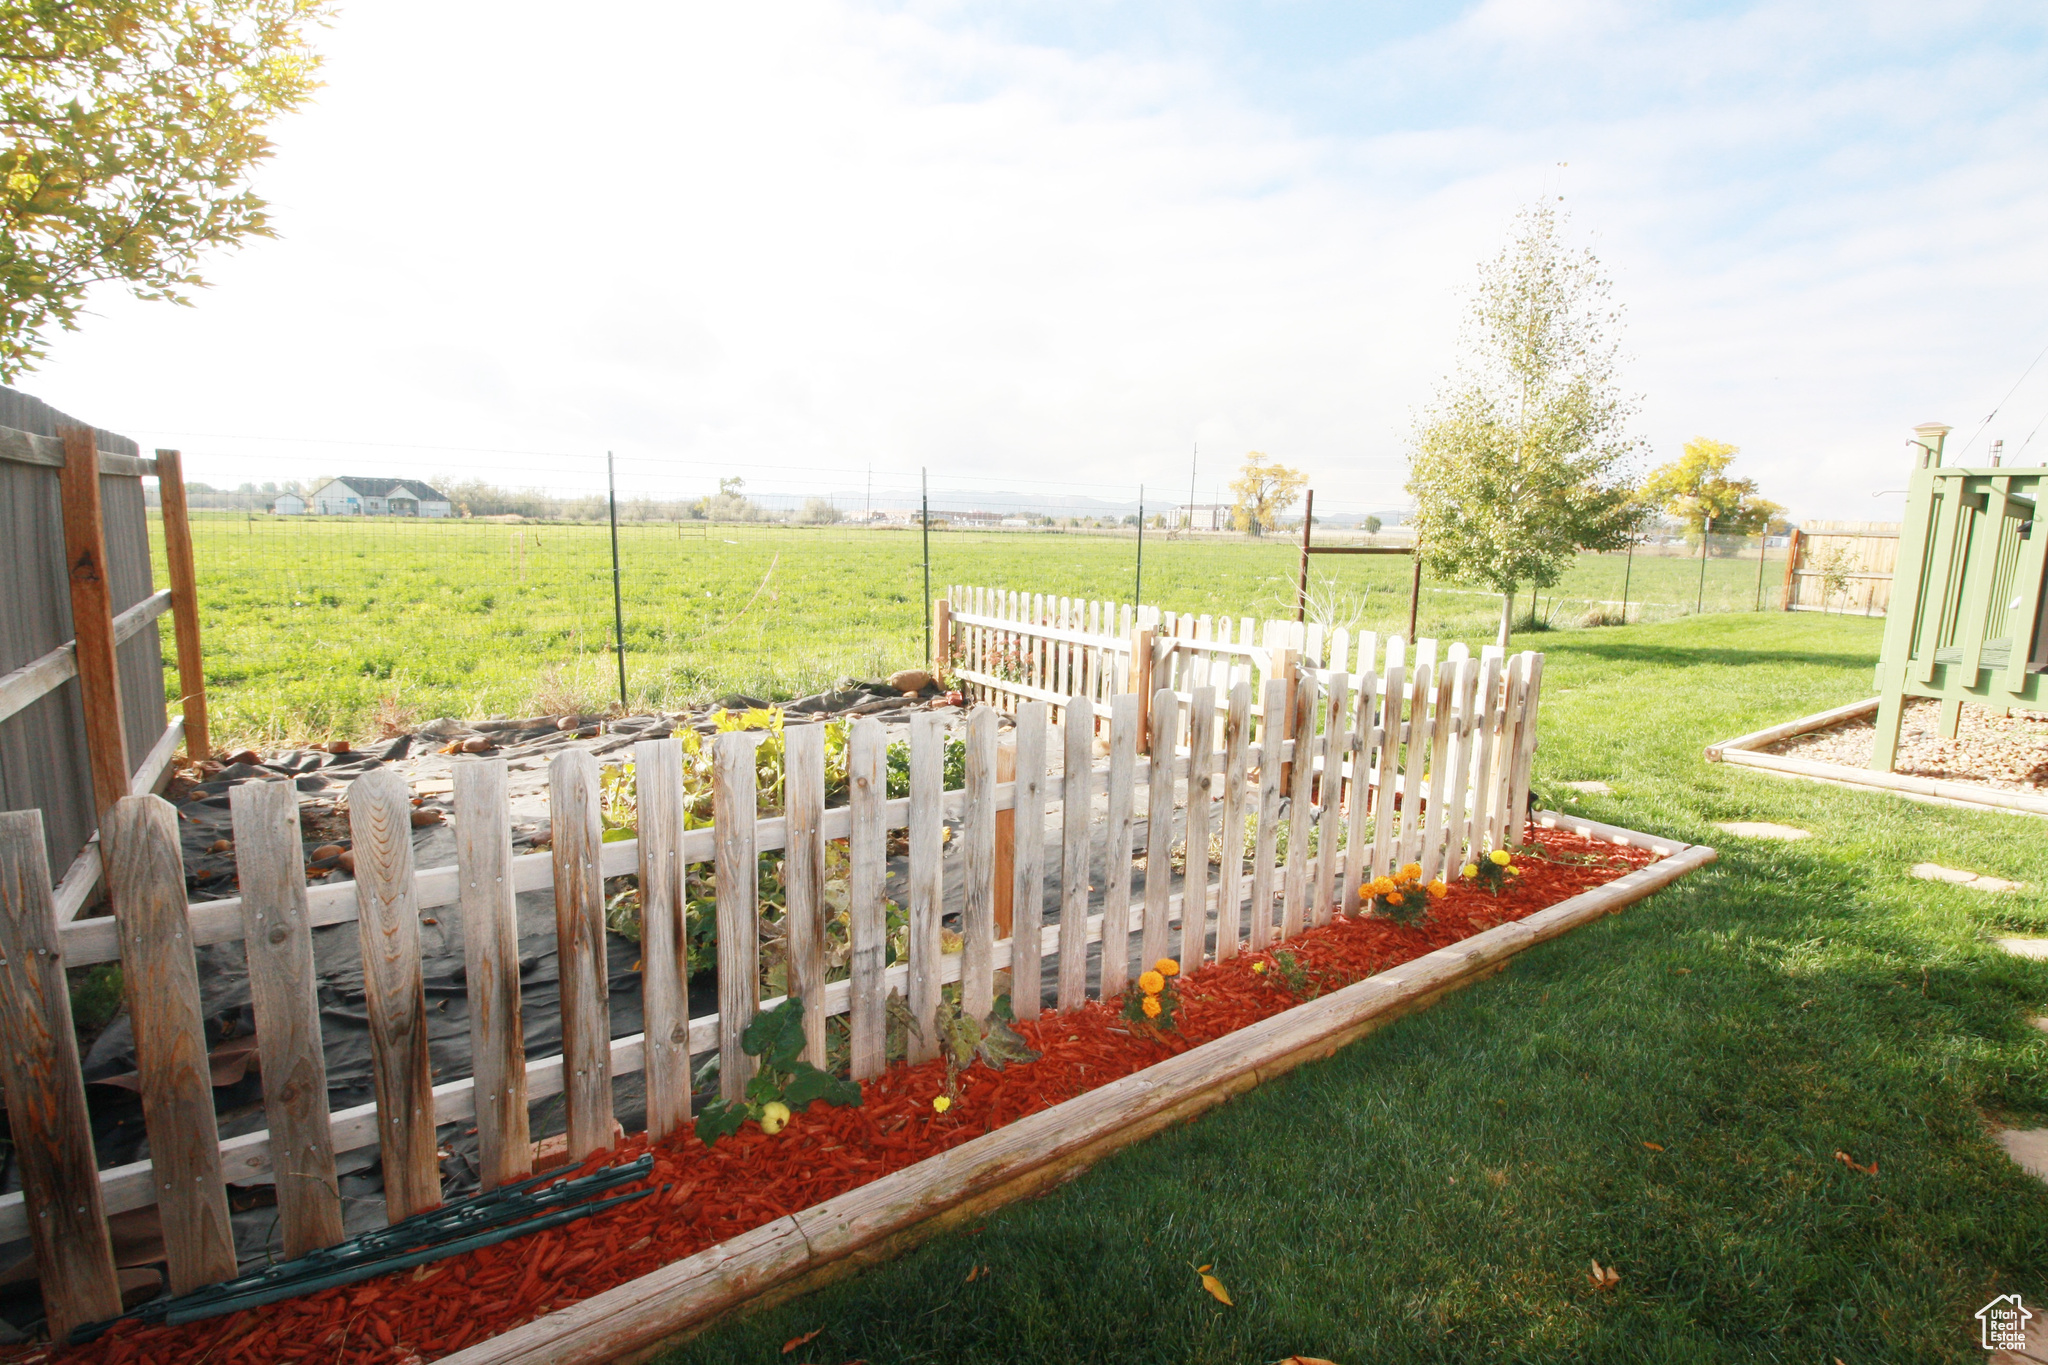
654,612 -> 2048,1365
165,515 -> 1789,745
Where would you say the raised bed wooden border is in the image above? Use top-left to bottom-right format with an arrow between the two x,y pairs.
438,817 -> 1716,1365
1704,697 -> 2048,818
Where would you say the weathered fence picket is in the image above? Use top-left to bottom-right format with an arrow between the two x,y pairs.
0,627 -> 1548,1325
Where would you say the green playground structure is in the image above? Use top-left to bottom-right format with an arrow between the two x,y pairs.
1871,422 -> 2047,771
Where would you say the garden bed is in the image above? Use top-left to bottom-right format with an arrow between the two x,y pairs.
41,823 -> 1711,1365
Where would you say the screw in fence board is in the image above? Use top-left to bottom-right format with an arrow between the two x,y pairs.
152,450 -> 210,760
1101,693 -> 1140,994
549,749 -> 617,1152
781,726 -> 829,1072
103,795 -> 237,1292
633,740 -> 693,1135
1058,696 -> 1094,1010
607,452 -> 628,712
847,717 -> 888,1078
1341,668 -> 1377,913
908,713 -> 946,1059
711,733 -> 762,1104
1183,685 -> 1218,967
346,769 -> 442,1220
1010,702 -> 1049,1017
59,427 -> 129,826
0,811 -> 123,1338
1314,674 -> 1347,927
1282,668 -> 1318,940
454,758 -> 533,1184
228,781 -> 344,1258
1215,682 -> 1251,958
1141,689 -> 1177,969
962,707 -> 999,1021
1248,679 -> 1286,952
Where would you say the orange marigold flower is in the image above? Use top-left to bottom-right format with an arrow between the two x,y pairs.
1428,879 -> 1447,898
1156,958 -> 1180,977
1399,863 -> 1423,881
1141,994 -> 1163,1018
1386,891 -> 1405,906
1138,970 -> 1166,995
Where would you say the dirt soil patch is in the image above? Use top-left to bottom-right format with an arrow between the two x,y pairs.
1763,698 -> 2048,795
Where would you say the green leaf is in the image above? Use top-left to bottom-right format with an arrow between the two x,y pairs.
741,996 -> 807,1067
976,1012 -> 1040,1070
782,1063 -> 861,1110
693,1099 -> 747,1148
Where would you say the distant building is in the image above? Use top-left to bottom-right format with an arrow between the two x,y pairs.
271,492 -> 307,515
1171,503 -> 1232,531
308,477 -> 452,517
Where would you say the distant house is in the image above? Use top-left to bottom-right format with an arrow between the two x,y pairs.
1171,503 -> 1232,531
308,477 -> 452,517
271,492 -> 307,515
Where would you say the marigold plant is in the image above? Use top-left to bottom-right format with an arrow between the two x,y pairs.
1124,957 -> 1183,1030
1368,861 -> 1442,926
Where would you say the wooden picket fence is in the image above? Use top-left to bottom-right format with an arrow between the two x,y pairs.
0,635 -> 1541,1339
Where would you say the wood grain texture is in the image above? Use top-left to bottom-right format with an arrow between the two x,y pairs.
1010,702 -> 1048,1017
1419,660 -> 1456,883
1100,693 -> 1138,995
1488,658 -> 1528,853
1313,674 -> 1348,927
993,740 -> 1016,939
712,732 -> 762,1103
1141,688 -> 1176,969
961,707 -> 998,1021
1505,653 -> 1545,847
1342,669 -> 1377,913
1215,682 -> 1251,959
1370,662 -> 1405,883
0,810 -> 122,1336
454,758 -> 531,1187
1440,660 -> 1480,879
1461,655 -> 1503,867
1058,696 -> 1092,1009
346,767 -> 441,1221
781,725 -> 829,1071
1397,661 -> 1432,870
550,749 -> 615,1155
1182,685 -> 1216,967
907,713 -> 945,1061
1282,668 -> 1317,941
847,718 -> 887,1079
228,780 -> 344,1257
1249,679 -> 1285,953
102,795 -> 235,1292
59,426 -> 128,824
1132,628 -> 1155,753
151,450 -> 209,759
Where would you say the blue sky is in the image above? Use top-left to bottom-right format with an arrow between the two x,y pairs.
28,0 -> 2048,518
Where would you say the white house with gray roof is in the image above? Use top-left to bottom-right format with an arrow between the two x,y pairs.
308,477 -> 453,517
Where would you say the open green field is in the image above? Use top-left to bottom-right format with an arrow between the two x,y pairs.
655,611 -> 2048,1365
163,515 -> 1792,746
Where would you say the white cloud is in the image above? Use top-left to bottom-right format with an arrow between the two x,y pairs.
23,1 -> 2048,517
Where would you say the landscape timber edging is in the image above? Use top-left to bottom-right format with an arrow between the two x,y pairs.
1704,698 -> 2048,818
440,827 -> 1718,1365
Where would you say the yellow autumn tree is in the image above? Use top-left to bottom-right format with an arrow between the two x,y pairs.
1228,452 -> 1307,536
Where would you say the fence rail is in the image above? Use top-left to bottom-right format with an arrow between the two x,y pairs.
0,633 -> 1539,1338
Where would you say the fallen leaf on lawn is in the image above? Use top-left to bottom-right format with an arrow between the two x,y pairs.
1833,1150 -> 1877,1177
1193,1263 -> 1233,1306
781,1328 -> 823,1354
1278,1357 -> 1341,1364
1587,1260 -> 1620,1290
965,1265 -> 977,1282
1642,1142 -> 1664,1152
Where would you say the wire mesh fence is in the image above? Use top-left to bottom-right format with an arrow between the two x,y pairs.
142,450 -> 1799,745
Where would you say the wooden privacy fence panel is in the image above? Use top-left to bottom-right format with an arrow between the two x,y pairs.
0,637 -> 1543,1315
1782,520 -> 1899,616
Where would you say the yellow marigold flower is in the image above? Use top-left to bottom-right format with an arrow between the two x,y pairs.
1141,994 -> 1163,1018
1507,866 -> 1522,876
1428,879 -> 1447,898
759,1101 -> 792,1135
1138,970 -> 1166,995
1461,863 -> 1479,879
1490,849 -> 1512,866
1251,961 -> 1267,974
932,1095 -> 951,1113
1400,863 -> 1422,881
1386,891 -> 1405,906
1156,958 -> 1180,978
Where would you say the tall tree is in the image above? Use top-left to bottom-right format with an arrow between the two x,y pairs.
1642,437 -> 1784,541
2,0 -> 329,380
1406,203 -> 1644,648
1228,451 -> 1306,536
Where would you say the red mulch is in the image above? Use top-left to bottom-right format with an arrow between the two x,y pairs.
42,828 -> 1654,1364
